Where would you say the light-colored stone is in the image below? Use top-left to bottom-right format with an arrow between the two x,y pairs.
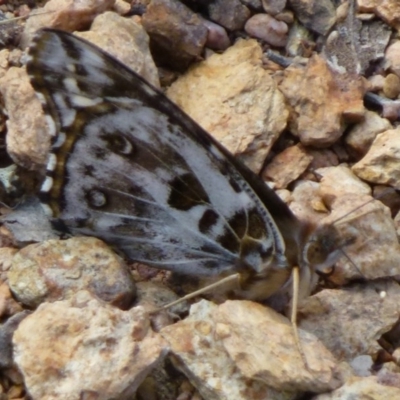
299,281 -> 400,364
0,67 -> 50,168
334,194 -> 400,282
386,40 -> 400,78
345,111 -> 392,157
167,39 -> 288,172
76,12 -> 159,87
358,0 -> 400,30
279,55 -> 365,147
0,49 -> 9,79
13,291 -> 168,400
8,237 -> 136,309
20,0 -> 116,48
352,127 -> 400,188
317,165 -> 371,204
161,300 -> 343,399
290,167 -> 400,284
314,376 -> 400,399
383,73 -> 400,99
263,144 -> 313,189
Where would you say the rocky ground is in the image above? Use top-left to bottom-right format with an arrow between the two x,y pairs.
1,0 -> 400,399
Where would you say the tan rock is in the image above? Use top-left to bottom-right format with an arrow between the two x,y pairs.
279,55 -> 365,147
21,0 -> 116,48
167,39 -> 288,172
352,127 -> 400,188
8,237 -> 136,309
383,73 -> 400,99
263,144 -> 313,189
317,191 -> 400,284
317,165 -> 371,204
345,111 -> 392,157
299,281 -> 400,364
358,0 -> 400,30
0,49 -> 9,79
76,12 -> 159,87
290,168 -> 400,285
0,67 -> 50,168
385,40 -> 400,78
314,375 -> 400,399
13,291 -> 168,400
161,300 -> 343,399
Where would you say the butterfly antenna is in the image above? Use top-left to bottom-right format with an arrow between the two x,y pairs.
332,187 -> 394,227
0,10 -> 55,25
339,248 -> 367,281
150,273 -> 240,314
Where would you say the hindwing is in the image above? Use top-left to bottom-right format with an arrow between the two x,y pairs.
26,29 -> 301,282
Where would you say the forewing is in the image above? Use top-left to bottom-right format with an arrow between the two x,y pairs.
26,29 -> 287,276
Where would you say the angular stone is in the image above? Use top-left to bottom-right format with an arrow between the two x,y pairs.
167,39 -> 288,172
299,281 -> 400,362
76,12 -> 159,87
279,55 -> 365,147
352,127 -> 400,188
263,144 -> 313,189
20,0 -> 116,48
142,0 -> 208,71
161,300 -> 343,399
288,0 -> 336,35
345,111 -> 392,157
8,237 -> 136,309
13,292 -> 168,400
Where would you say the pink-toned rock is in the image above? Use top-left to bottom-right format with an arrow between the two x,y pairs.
203,19 -> 230,50
263,144 -> 313,188
8,237 -> 136,309
279,55 -> 365,147
13,291 -> 168,400
161,300 -> 342,398
299,281 -> 400,363
245,14 -> 288,47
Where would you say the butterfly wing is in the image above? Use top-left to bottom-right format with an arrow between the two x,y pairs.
26,29 -> 296,281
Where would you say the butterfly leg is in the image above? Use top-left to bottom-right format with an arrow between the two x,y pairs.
291,266 -> 311,370
150,273 -> 241,314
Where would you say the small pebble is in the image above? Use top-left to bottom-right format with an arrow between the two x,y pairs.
244,13 -> 288,47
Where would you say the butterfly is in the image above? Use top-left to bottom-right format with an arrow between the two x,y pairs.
25,29 -> 347,302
